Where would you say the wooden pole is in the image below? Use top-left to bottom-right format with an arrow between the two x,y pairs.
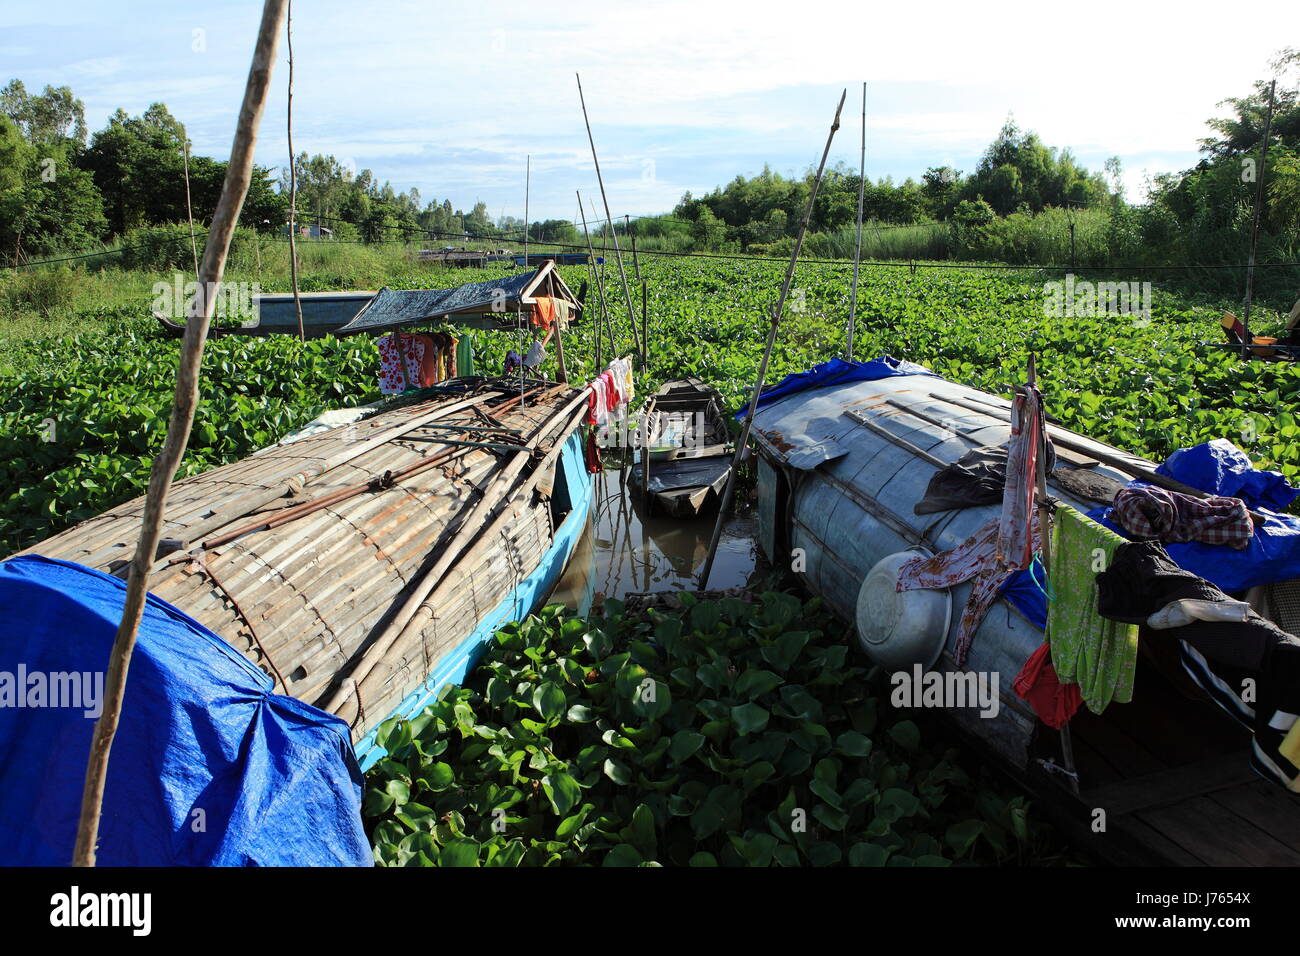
847,81 -> 866,361
286,0 -> 304,342
523,154 -> 530,270
699,89 -> 846,588
181,138 -> 201,282
576,73 -> 644,361
577,191 -> 617,358
627,214 -> 641,282
71,0 -> 288,867
1241,79 -> 1276,361
641,279 -> 649,370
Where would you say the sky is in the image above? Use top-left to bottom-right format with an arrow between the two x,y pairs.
0,0 -> 1292,222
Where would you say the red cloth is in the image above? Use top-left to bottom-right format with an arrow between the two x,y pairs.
584,428 -> 603,474
1013,642 -> 1082,729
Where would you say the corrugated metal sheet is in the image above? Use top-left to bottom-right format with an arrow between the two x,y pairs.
750,374 -> 1145,768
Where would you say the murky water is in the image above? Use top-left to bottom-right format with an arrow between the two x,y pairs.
548,467 -> 759,613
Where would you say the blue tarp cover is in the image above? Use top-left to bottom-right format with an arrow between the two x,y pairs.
1000,441 -> 1300,626
0,555 -> 371,866
739,356 -> 936,418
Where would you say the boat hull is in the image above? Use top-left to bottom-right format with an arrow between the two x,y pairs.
750,373 -> 1142,768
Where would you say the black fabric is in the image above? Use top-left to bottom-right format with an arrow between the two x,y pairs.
913,441 -> 1057,515
1100,540 -> 1300,678
1095,540 -> 1224,624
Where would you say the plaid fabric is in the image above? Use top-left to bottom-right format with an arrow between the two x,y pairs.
1111,486 -> 1253,550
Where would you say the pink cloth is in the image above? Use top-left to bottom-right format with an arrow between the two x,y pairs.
996,385 -> 1043,569
898,510 -> 1044,666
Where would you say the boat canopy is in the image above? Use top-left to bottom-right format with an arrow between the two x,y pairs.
335,260 -> 580,336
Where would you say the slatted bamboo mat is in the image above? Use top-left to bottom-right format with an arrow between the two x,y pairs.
22,379 -> 585,742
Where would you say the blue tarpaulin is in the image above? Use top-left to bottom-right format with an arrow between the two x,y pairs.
999,441 -> 1300,627
1156,439 -> 1298,512
738,356 -> 936,418
0,555 -> 371,866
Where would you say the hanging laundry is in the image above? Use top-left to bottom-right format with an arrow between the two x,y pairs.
504,350 -> 523,377
456,334 -> 476,377
377,331 -> 427,395
997,385 -> 1044,570
1111,486 -> 1254,550
1013,642 -> 1082,729
897,510 -> 1043,667
584,428 -> 604,474
1048,505 -> 1139,715
531,296 -> 559,331
524,340 -> 546,369
1096,540 -> 1288,671
586,375 -> 610,426
445,333 -> 459,379
410,333 -> 439,387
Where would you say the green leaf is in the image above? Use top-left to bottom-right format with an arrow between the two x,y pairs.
603,844 -> 643,867
542,771 -> 581,816
888,720 -> 921,751
437,838 -> 480,867
734,668 -> 783,700
835,730 -> 873,758
668,729 -> 706,764
730,702 -> 770,736
532,682 -> 567,723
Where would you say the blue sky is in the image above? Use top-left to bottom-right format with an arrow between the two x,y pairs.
1,0 -> 1291,221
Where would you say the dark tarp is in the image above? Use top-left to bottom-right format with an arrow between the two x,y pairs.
0,555 -> 371,866
335,269 -> 550,336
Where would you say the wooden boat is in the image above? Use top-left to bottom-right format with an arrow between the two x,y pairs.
749,370 -> 1300,865
629,378 -> 733,518
19,377 -> 594,769
154,290 -> 377,339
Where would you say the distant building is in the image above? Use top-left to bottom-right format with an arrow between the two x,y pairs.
283,223 -> 334,239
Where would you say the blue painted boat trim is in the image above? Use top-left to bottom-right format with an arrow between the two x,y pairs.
353,428 -> 593,770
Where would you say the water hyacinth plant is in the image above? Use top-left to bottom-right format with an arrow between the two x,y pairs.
363,593 -> 1067,867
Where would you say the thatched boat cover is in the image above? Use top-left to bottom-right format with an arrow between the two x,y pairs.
19,380 -> 589,750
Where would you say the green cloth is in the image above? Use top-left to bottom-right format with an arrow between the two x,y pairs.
1048,505 -> 1139,714
456,333 -> 475,377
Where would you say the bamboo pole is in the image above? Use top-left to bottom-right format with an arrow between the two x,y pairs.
577,191 -> 618,356
181,138 -> 201,282
699,89 -> 846,588
1240,79 -> 1276,361
326,392 -> 592,718
286,0 -> 304,342
847,81 -> 866,361
627,214 -> 641,282
72,0 -> 289,867
576,73 -> 644,361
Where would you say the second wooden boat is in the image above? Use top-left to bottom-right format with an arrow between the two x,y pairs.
630,378 -> 733,518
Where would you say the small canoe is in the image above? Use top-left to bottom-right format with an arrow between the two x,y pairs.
630,378 -> 733,518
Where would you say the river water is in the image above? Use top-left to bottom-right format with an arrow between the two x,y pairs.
548,466 -> 759,613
